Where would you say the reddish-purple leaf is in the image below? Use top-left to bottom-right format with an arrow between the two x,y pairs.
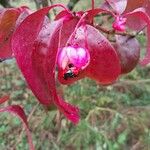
125,0 -> 146,13
0,105 -> 35,150
85,25 -> 121,85
0,7 -> 31,59
12,7 -> 56,105
125,0 -> 150,29
105,0 -> 127,14
0,8 -> 20,59
15,6 -> 32,28
126,14 -> 146,31
124,8 -> 150,65
12,6 -> 80,124
55,10 -> 72,20
115,35 -> 140,73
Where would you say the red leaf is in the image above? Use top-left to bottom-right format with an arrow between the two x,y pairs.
0,8 -> 20,59
126,14 -> 146,31
124,1 -> 150,31
125,0 -> 146,13
85,25 -> 121,85
105,0 -> 127,14
55,10 -> 72,20
0,7 -> 31,59
12,6 -> 80,124
115,35 -> 140,74
12,8 -> 56,105
0,105 -> 35,150
125,8 -> 150,65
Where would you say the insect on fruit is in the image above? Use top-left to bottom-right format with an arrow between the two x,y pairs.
63,64 -> 79,80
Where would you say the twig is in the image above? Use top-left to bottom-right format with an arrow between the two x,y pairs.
85,106 -> 123,121
96,25 -> 136,37
113,79 -> 150,86
96,24 -> 146,38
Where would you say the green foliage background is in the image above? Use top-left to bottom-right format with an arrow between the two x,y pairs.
0,0 -> 150,150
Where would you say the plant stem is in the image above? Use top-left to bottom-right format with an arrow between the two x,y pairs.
66,12 -> 88,46
92,0 -> 94,11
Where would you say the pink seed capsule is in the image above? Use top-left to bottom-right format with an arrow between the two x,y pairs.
112,16 -> 126,32
57,46 -> 90,80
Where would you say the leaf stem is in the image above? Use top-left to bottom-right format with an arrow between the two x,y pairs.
66,12 -> 88,46
92,0 -> 94,11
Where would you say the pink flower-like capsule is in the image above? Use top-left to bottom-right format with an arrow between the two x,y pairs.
112,16 -> 126,32
57,46 -> 90,80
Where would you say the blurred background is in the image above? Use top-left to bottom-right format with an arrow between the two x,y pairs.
0,0 -> 150,150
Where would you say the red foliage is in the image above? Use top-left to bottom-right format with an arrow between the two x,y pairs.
1,2 -> 150,149
0,0 -> 150,149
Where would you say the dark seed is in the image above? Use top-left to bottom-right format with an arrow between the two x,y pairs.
68,63 -> 74,68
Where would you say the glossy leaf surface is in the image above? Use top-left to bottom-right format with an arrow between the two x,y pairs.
115,35 -> 140,73
106,0 -> 127,14
125,8 -> 150,65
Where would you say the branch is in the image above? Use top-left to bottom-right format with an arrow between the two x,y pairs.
96,25 -> 136,37
96,24 -> 146,38
113,79 -> 150,86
